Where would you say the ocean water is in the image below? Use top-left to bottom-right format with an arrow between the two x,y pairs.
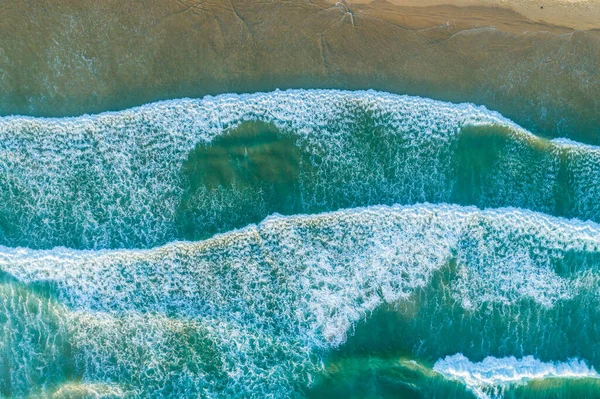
1,89 -> 600,398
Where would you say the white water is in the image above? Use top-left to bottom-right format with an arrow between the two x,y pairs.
2,89 -> 600,249
2,204 -> 600,396
435,353 -> 600,399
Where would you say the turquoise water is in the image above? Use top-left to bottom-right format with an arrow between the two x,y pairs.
1,90 -> 600,398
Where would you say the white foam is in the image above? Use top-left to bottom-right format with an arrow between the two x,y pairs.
551,137 -> 600,152
2,204 -> 600,396
3,203 -> 600,323
1,89 -> 599,249
434,353 -> 600,399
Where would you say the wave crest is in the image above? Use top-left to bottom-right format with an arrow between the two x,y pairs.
434,354 -> 600,399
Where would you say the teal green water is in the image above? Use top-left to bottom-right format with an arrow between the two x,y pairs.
2,91 -> 600,250
1,90 -> 600,398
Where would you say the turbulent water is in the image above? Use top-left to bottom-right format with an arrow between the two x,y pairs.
1,89 -> 600,398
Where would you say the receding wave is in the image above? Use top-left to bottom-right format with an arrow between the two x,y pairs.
2,204 -> 600,397
2,90 -> 600,249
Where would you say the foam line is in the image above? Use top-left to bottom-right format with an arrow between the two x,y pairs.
434,353 -> 600,399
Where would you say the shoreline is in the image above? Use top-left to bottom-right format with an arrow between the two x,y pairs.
0,0 -> 599,143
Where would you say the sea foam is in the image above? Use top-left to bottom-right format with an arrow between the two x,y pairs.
2,89 -> 600,249
2,204 -> 600,397
434,354 -> 600,399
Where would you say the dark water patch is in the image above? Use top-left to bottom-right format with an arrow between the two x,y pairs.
72,317 -> 227,398
450,124 -> 600,221
305,355 -> 474,399
451,124 -> 556,212
307,257 -> 600,398
176,121 -> 308,239
177,100 -> 439,242
314,256 -> 600,389
174,111 -> 417,242
0,276 -> 228,398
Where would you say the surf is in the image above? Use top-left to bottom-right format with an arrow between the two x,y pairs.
2,204 -> 600,397
1,90 -> 600,250
434,354 -> 600,399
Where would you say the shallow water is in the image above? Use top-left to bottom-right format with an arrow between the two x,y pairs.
1,89 -> 600,398
1,1 -> 600,145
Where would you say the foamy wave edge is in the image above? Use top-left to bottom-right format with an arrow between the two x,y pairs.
434,354 -> 600,399
1,89 -> 598,153
2,203 -> 600,258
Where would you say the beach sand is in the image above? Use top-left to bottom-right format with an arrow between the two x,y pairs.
0,0 -> 599,142
336,0 -> 600,31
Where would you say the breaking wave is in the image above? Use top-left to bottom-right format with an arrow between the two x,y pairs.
2,90 -> 600,249
2,204 -> 600,397
434,354 -> 600,399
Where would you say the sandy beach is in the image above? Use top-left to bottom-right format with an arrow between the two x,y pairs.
334,0 -> 600,31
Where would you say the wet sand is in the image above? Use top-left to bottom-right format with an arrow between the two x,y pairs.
0,0 -> 599,142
